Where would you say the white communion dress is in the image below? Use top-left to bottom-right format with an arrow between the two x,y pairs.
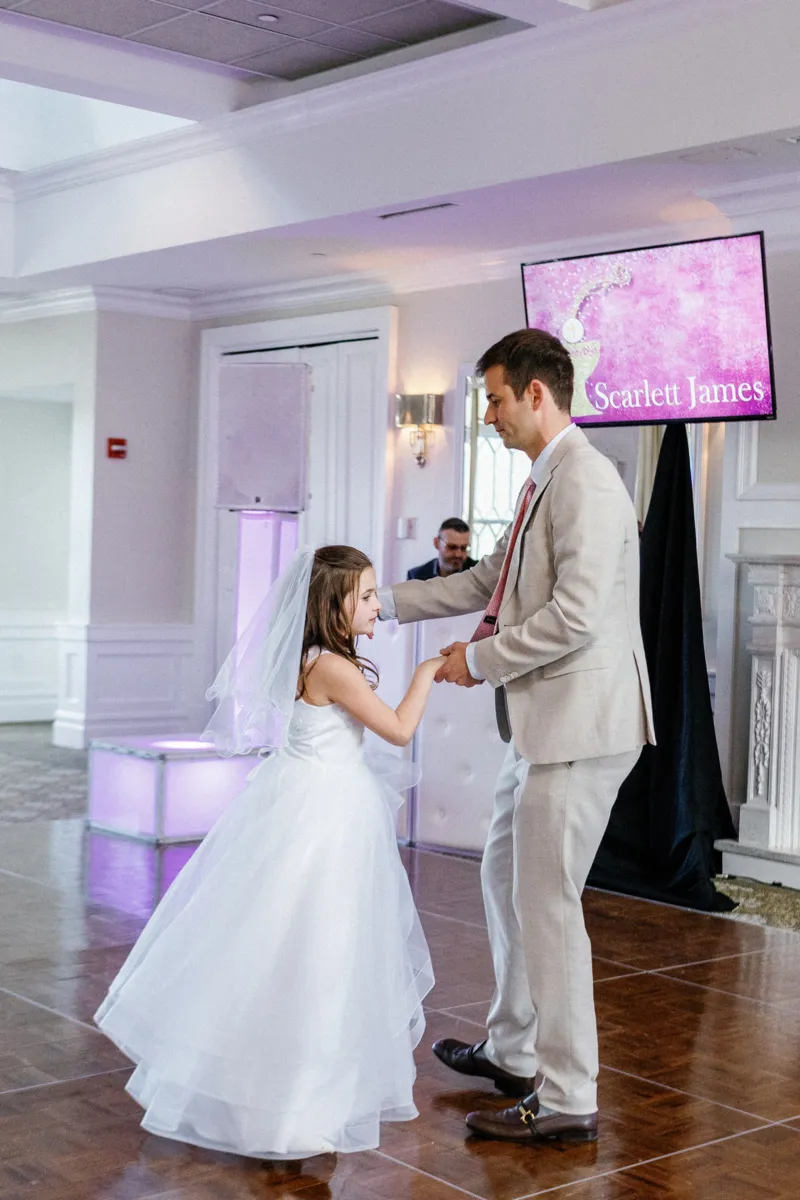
95,677 -> 434,1159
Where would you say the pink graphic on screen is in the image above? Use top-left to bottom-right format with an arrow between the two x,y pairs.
522,234 -> 774,425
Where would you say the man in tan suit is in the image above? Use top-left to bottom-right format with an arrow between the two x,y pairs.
381,329 -> 654,1144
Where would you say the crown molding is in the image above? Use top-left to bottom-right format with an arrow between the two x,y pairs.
9,0 -> 727,203
698,171 -> 800,251
701,171 -> 800,217
0,287 -> 96,323
190,217 -> 729,319
1,229 -> 681,326
0,285 -> 194,324
92,286 -> 195,320
5,205 -> 800,328
190,211 -> 800,320
191,275 -> 394,320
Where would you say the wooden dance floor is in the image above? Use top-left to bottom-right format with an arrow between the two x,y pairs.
1,820 -> 800,1198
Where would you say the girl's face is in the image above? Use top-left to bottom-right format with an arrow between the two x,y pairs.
348,567 -> 381,638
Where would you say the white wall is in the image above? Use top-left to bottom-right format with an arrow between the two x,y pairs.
91,310 -> 197,624
53,310 -> 199,746
0,397 -> 71,613
0,395 -> 72,722
0,315 -> 95,722
0,309 -> 199,737
0,313 -> 97,619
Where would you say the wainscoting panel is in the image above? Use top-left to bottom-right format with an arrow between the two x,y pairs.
0,614 -> 61,723
53,624 -> 196,749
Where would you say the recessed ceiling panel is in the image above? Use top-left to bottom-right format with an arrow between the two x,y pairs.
1,0 -> 510,81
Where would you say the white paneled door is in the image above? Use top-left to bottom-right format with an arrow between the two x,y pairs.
214,339 -> 383,673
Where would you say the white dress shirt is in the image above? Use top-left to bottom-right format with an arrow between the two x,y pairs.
464,422 -> 574,679
378,422 -> 576,683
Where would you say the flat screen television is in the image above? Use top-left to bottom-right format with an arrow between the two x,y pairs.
521,232 -> 776,427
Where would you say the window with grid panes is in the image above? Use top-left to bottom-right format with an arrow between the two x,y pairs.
462,376 -> 530,560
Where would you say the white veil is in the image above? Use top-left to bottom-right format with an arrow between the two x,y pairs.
201,549 -> 314,756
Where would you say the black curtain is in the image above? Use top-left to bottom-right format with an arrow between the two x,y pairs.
588,423 -> 736,912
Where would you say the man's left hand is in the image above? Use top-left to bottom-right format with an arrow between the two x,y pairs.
435,642 -> 482,687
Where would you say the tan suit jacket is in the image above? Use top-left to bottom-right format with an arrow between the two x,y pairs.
392,427 -> 655,766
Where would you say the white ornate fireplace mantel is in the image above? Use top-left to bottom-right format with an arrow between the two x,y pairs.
716,554 -> 800,887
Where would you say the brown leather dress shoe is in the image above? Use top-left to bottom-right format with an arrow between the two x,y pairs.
465,1091 -> 598,1144
431,1038 -> 536,1098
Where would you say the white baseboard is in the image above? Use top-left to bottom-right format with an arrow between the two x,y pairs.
51,713 -> 88,749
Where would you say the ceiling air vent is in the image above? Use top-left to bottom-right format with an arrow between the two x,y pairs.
679,147 -> 759,165
378,202 -> 457,220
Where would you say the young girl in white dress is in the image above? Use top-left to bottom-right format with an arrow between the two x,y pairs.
95,546 -> 442,1160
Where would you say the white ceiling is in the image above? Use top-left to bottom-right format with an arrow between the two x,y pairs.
11,140 -> 800,297
0,0 -> 799,308
0,0 -> 598,120
0,78 -> 193,171
0,0 -> 511,82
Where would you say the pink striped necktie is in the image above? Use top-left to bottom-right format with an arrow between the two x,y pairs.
471,478 -> 536,643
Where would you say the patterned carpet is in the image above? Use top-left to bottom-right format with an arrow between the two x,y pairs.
0,724 -> 87,823
716,874 -> 800,933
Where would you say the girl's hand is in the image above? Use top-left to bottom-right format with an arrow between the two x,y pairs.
435,642 -> 480,687
417,655 -> 446,676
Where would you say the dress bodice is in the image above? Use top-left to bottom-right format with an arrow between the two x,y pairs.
284,697 -> 365,764
283,649 -> 365,765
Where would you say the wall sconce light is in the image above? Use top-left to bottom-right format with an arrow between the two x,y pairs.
395,393 -> 444,467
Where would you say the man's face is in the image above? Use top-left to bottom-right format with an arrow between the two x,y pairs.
482,364 -> 539,451
434,529 -> 471,575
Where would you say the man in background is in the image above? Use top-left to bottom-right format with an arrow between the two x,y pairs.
407,517 -> 477,580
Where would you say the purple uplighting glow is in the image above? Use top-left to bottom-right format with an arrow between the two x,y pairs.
87,510 -> 299,848
236,510 -> 298,639
86,833 -> 196,916
162,755 -> 253,840
88,737 -> 254,843
150,740 -> 212,751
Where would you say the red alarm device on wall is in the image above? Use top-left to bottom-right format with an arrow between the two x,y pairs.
107,437 -> 127,459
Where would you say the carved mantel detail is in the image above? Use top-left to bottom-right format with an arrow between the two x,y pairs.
784,587 -> 800,622
752,664 -> 772,800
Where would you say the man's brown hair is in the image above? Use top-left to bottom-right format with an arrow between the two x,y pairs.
476,329 -> 574,414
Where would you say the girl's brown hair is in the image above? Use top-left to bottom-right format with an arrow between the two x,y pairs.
298,545 -> 379,697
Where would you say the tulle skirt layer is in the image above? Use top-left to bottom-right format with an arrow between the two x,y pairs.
95,750 -> 433,1159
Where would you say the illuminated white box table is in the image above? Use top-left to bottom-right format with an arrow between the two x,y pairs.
87,736 -> 255,844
